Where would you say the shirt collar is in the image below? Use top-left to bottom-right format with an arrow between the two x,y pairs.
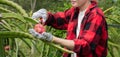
74,1 -> 97,15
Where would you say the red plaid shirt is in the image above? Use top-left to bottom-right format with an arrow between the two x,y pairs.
45,1 -> 108,57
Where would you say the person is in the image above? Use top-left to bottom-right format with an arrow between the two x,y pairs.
29,0 -> 108,57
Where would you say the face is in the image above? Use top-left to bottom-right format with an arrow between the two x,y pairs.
70,0 -> 88,8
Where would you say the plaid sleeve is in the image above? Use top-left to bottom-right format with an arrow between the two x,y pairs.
73,13 -> 107,56
45,9 -> 72,30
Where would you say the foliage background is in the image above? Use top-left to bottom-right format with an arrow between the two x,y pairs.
0,0 -> 120,57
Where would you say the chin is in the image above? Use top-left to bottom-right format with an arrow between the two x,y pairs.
72,5 -> 78,8
71,4 -> 78,7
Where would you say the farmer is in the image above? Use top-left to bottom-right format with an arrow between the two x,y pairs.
29,0 -> 108,57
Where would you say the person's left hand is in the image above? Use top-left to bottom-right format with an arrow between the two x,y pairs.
29,29 -> 53,42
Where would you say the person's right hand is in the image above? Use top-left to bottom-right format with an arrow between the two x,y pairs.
32,9 -> 48,23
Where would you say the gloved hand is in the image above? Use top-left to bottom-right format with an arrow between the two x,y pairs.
29,29 -> 53,42
32,9 -> 48,23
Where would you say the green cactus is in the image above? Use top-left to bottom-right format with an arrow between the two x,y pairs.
0,0 -> 28,16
